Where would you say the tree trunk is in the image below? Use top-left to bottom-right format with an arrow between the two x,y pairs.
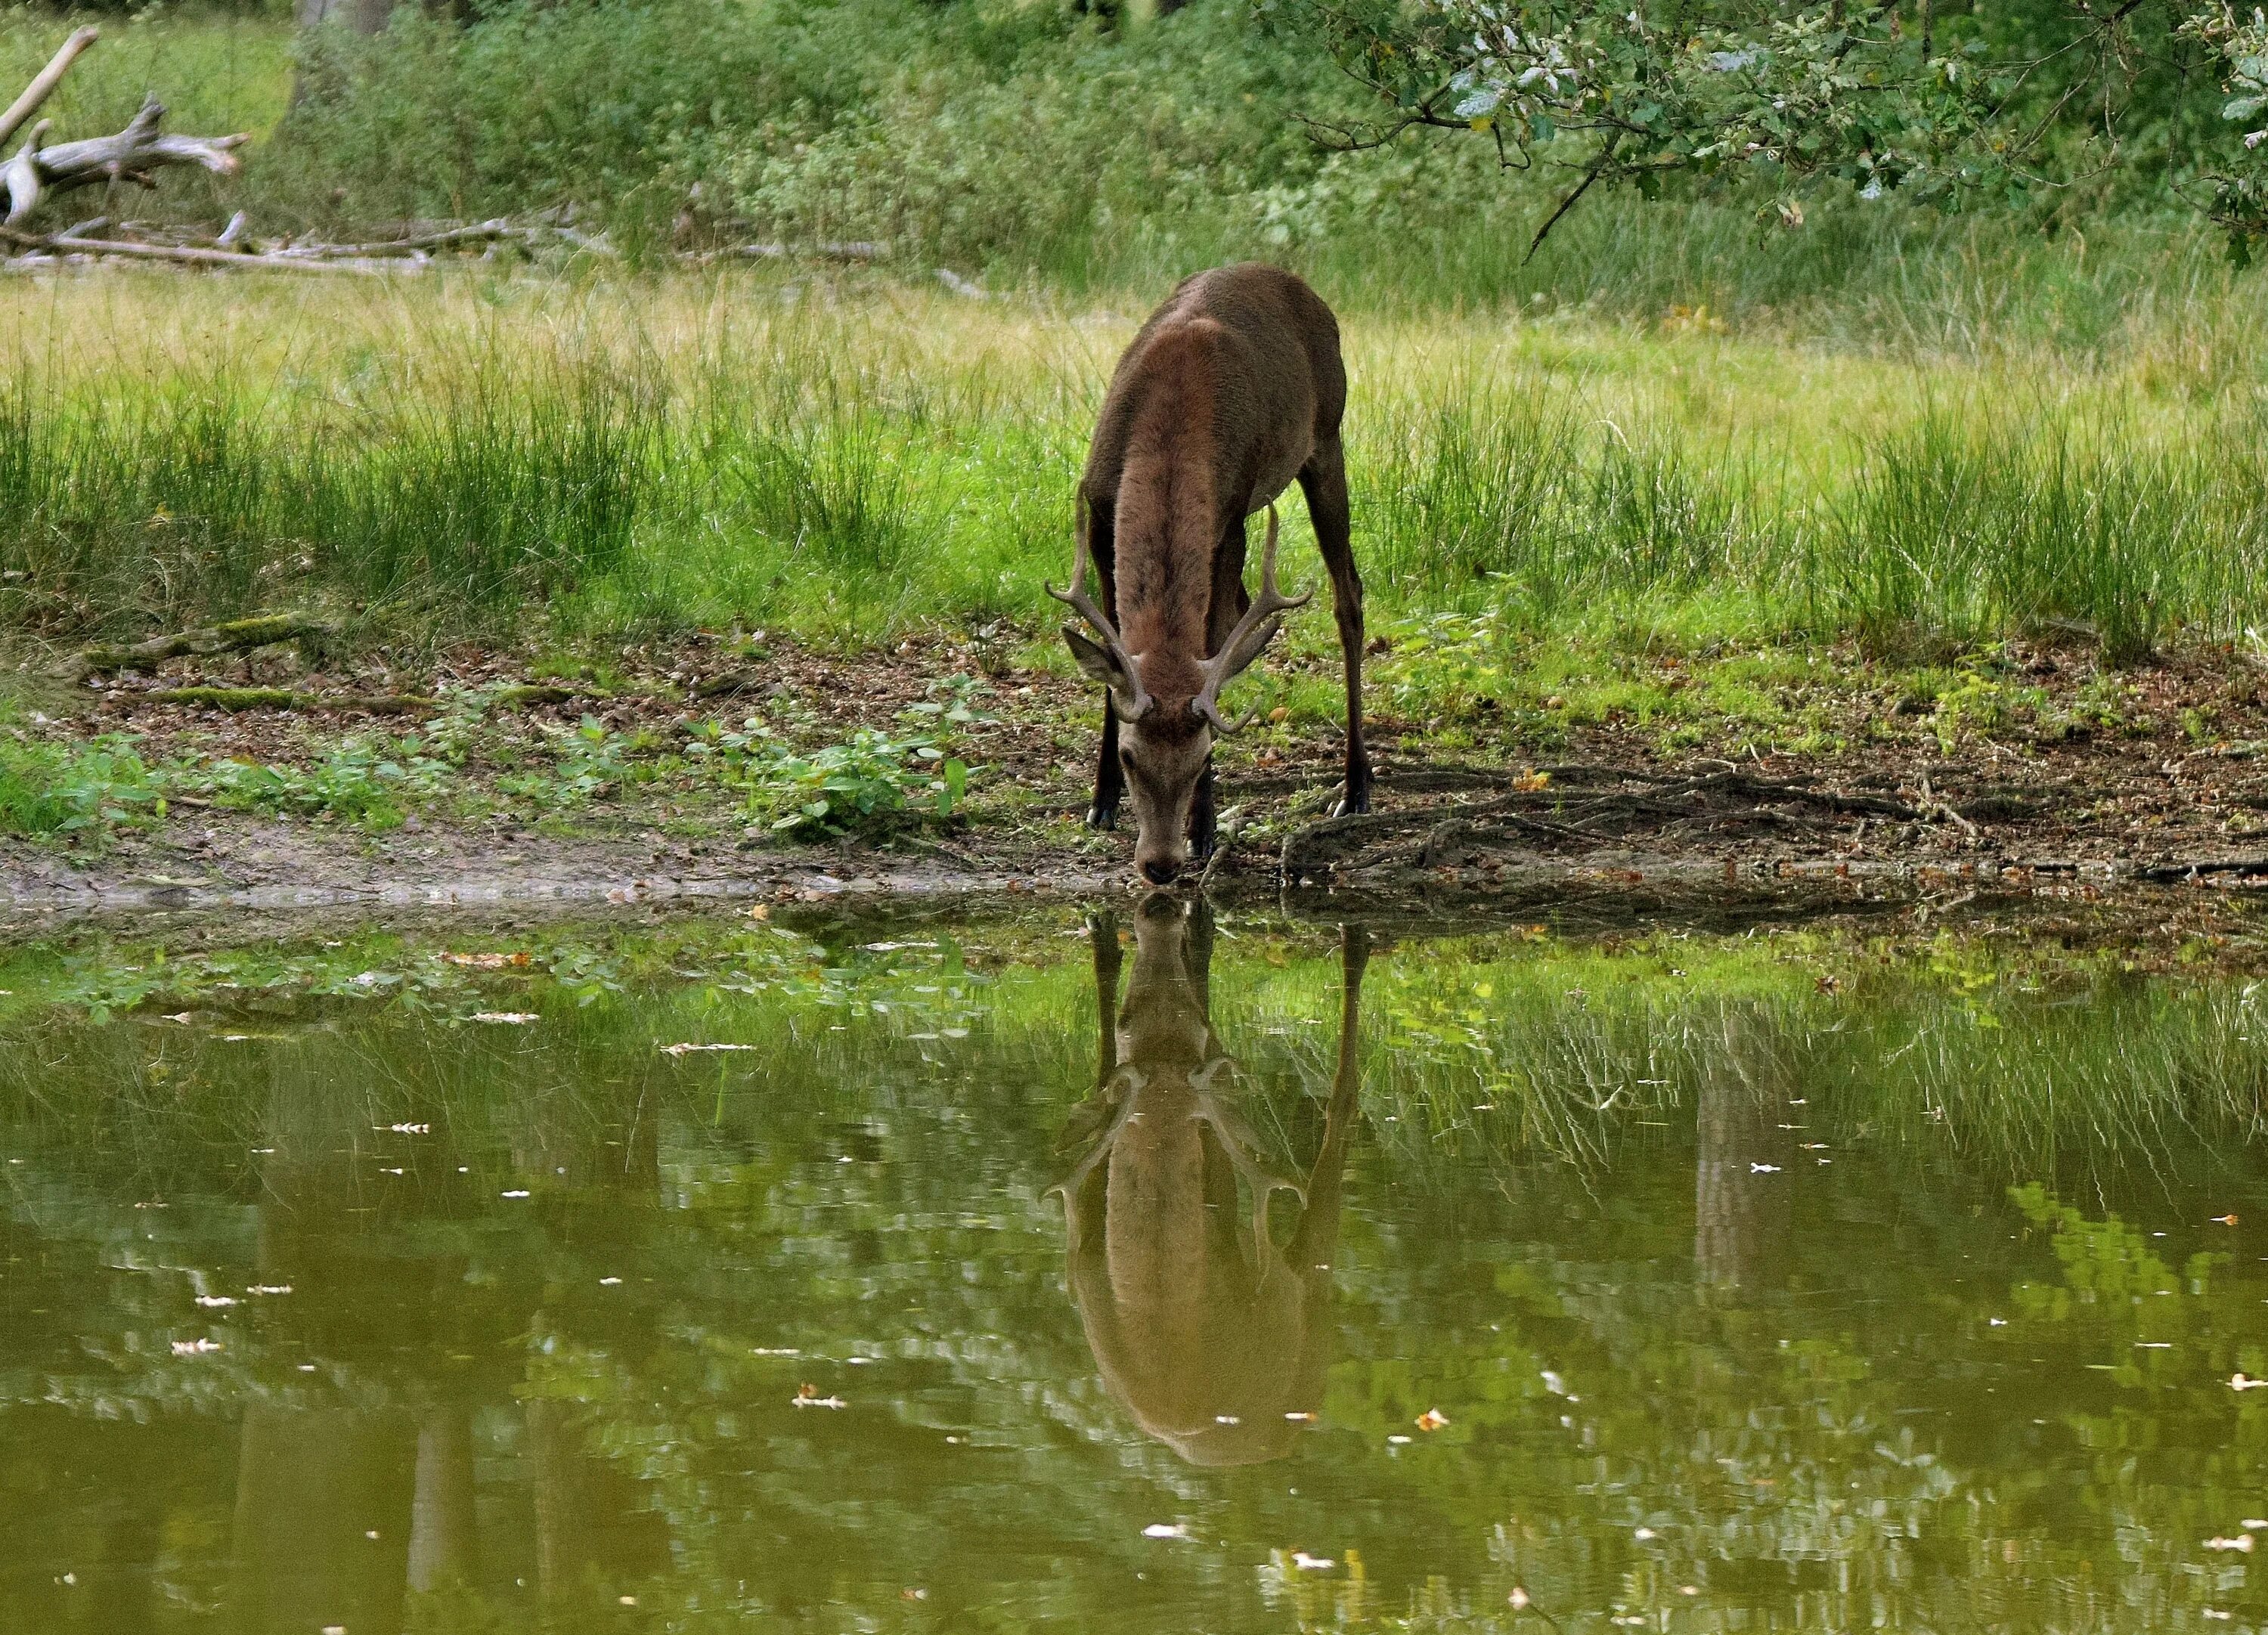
298,0 -> 395,35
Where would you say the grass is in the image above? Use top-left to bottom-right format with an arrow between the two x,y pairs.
7,268 -> 2268,686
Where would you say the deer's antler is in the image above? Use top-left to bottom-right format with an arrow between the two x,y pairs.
1192,505 -> 1312,735
1049,496 -> 1153,721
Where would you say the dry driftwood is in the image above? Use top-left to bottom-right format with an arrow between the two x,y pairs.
69,611 -> 336,680
1,227 -> 406,274
3,96 -> 247,229
0,26 -> 96,152
1,26 -> 250,236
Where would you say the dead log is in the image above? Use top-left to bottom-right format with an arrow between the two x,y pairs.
274,217 -> 529,259
0,26 -> 97,152
2,227 -> 402,274
2,95 -> 247,229
68,611 -> 336,680
138,687 -> 438,713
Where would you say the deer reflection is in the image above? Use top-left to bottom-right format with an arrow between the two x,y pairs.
1055,895 -> 1367,1466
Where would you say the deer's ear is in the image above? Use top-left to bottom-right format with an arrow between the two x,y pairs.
1063,624 -> 1127,688
1064,627 -> 1151,721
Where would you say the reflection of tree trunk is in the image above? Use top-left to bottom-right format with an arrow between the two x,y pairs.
407,1405 -> 477,1595
1694,1007 -> 1792,1290
232,1405 -> 413,1635
88,1479 -> 162,1630
525,1397 -> 668,1604
525,1398 -> 584,1603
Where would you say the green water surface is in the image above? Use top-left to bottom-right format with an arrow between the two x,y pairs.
5,898 -> 2268,1633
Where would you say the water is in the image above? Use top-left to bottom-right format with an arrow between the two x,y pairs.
5,898 -> 2268,1632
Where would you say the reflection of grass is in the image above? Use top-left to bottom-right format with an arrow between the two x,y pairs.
5,903 -> 2268,1184
6,903 -> 2266,1631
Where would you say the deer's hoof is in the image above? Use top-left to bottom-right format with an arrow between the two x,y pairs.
1086,804 -> 1119,832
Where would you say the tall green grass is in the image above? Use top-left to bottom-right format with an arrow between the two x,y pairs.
1819,410 -> 2268,661
7,273 -> 2268,666
0,358 -> 655,633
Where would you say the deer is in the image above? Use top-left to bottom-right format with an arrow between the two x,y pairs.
1054,896 -> 1368,1465
1052,264 -> 1371,885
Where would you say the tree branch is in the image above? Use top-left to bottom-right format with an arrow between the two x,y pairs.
0,26 -> 97,152
1526,130 -> 1625,260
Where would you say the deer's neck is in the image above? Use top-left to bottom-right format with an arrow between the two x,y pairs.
1111,360 -> 1221,692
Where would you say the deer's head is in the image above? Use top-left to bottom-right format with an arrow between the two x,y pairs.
1054,502 -> 1310,884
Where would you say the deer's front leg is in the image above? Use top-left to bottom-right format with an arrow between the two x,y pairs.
1089,694 -> 1124,831
1086,497 -> 1126,830
1188,754 -> 1217,861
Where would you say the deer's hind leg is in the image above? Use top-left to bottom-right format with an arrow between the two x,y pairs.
1297,437 -> 1371,817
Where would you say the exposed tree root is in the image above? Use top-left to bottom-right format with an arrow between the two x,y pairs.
1278,763 -> 1968,883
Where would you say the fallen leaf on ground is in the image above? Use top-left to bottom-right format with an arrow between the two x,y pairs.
440,951 -> 531,968
1416,1408 -> 1448,1431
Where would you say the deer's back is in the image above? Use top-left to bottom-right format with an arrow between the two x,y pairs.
1083,265 -> 1345,516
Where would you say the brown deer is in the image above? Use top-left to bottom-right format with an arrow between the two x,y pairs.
1053,264 -> 1371,885
1054,896 -> 1368,1465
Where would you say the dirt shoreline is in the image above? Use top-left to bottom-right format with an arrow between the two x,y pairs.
0,812 -> 2248,924
14,627 -> 2268,925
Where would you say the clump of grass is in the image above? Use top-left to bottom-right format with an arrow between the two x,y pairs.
0,356 -> 657,638
724,411 -> 925,574
1361,389 -> 1780,624
1822,410 -> 2264,662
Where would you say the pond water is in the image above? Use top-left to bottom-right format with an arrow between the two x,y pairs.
6,897 -> 2268,1633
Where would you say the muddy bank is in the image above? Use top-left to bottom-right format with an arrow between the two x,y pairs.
13,627 -> 2268,919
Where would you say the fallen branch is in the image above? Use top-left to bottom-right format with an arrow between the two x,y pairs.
3,94 -> 246,228
277,217 -> 526,259
2,226 -> 400,274
138,687 -> 437,714
491,683 -> 605,708
0,26 -> 96,152
69,611 -> 336,680
704,240 -> 886,264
